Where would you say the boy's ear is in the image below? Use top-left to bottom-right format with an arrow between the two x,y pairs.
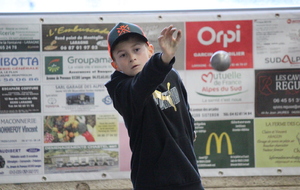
148,44 -> 154,57
111,62 -> 119,70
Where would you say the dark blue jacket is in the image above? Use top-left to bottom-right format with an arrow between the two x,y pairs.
105,53 -> 204,190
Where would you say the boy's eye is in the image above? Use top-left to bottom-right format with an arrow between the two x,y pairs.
119,53 -> 126,58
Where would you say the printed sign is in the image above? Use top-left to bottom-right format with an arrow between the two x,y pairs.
43,83 -> 113,113
0,146 -> 43,176
186,69 -> 254,120
44,145 -> 119,174
255,118 -> 300,167
43,114 -> 118,143
254,18 -> 300,69
0,116 -> 42,144
43,52 -> 113,82
0,86 -> 41,114
42,24 -> 114,51
255,69 -> 300,117
194,119 -> 254,168
0,54 -> 41,83
0,24 -> 40,52
186,20 -> 253,70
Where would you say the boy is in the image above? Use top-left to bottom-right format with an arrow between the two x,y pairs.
105,22 -> 204,190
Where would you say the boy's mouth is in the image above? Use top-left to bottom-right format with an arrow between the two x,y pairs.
131,64 -> 139,69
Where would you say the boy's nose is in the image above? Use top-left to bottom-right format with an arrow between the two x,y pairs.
129,54 -> 136,62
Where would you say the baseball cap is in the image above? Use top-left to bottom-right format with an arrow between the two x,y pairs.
107,22 -> 148,58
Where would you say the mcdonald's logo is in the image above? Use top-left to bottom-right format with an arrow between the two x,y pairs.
206,132 -> 233,155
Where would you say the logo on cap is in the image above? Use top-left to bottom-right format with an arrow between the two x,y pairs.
117,24 -> 131,36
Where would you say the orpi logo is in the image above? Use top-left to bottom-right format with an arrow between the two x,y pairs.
206,132 -> 233,155
198,25 -> 241,48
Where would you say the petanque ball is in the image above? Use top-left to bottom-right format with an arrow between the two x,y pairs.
210,50 -> 231,71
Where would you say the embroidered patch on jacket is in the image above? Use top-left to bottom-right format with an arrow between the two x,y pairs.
153,82 -> 180,111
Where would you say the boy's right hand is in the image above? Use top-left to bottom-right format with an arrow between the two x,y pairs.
158,25 -> 182,64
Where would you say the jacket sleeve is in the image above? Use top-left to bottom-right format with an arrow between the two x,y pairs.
125,53 -> 174,112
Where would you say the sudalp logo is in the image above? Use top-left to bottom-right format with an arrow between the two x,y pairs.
206,132 -> 233,155
45,56 -> 63,75
265,55 -> 300,65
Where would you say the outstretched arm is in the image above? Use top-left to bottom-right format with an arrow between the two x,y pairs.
158,25 -> 182,64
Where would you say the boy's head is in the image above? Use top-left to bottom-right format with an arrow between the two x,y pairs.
108,22 -> 149,59
107,22 -> 154,76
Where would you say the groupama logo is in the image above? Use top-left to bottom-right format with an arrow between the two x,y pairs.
45,56 -> 63,75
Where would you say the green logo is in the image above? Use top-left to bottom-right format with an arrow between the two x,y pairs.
45,56 -> 63,75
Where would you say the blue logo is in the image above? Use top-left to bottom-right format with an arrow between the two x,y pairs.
102,95 -> 112,105
26,148 -> 40,153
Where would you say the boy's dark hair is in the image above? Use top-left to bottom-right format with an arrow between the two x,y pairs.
107,22 -> 148,58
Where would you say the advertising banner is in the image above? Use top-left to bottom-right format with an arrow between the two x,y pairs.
0,9 -> 300,184
254,19 -> 300,69
0,24 -> 40,52
186,20 -> 253,70
43,83 -> 113,113
255,118 -> 300,167
0,54 -> 41,83
0,146 -> 43,176
187,69 -> 254,121
44,144 -> 119,174
42,24 -> 113,51
194,119 -> 254,168
255,69 -> 300,117
0,115 -> 42,144
0,86 -> 41,114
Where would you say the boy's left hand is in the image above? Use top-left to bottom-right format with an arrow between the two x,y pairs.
158,25 -> 182,64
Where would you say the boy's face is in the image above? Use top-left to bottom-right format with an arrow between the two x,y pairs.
111,37 -> 154,76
